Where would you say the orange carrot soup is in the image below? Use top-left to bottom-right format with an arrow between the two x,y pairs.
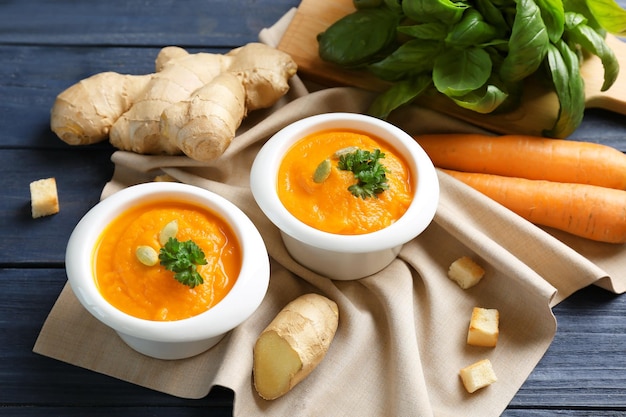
277,129 -> 413,234
93,200 -> 241,321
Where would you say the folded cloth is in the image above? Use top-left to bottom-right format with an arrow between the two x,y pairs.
34,8 -> 626,417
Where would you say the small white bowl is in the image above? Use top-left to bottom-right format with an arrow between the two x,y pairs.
250,112 -> 439,280
65,182 -> 270,360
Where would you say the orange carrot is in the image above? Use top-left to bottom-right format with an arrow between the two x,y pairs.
416,134 -> 626,190
443,169 -> 626,244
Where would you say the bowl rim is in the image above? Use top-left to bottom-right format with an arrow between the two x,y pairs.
250,112 -> 439,253
65,182 -> 270,343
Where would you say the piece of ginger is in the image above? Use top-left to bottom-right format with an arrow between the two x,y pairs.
253,293 -> 339,400
50,43 -> 297,162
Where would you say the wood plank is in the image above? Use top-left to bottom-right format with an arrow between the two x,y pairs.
511,285 -> 626,408
0,149 -> 114,264
0,0 -> 300,47
0,268 -> 234,410
2,0 -> 626,414
0,408 -> 232,417
0,45 -> 217,149
569,109 -> 626,151
504,411 -> 626,416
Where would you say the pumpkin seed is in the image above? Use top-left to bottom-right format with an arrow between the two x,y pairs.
159,220 -> 178,246
136,246 -> 159,266
313,159 -> 332,183
333,146 -> 359,158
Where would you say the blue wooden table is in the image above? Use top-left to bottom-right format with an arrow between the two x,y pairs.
2,1 -> 626,415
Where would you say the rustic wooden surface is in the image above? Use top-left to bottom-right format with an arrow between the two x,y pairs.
1,1 -> 626,416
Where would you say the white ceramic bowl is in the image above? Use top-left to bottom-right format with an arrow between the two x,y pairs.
65,182 -> 270,360
250,112 -> 439,280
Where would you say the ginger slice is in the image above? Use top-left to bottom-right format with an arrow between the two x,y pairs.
253,293 -> 339,400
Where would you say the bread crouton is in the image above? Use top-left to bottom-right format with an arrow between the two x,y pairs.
467,307 -> 499,347
460,359 -> 497,393
448,256 -> 485,289
30,178 -> 59,218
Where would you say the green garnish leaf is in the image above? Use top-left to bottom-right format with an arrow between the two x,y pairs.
337,148 -> 390,199
159,237 -> 207,288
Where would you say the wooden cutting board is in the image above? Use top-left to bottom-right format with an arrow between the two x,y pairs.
277,0 -> 626,136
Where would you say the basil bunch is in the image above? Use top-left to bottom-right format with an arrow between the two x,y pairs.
318,0 -> 626,137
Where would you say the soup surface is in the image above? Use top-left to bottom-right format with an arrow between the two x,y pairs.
277,129 -> 413,234
93,200 -> 241,321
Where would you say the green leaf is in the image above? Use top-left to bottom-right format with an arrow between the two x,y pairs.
317,8 -> 401,67
564,13 -> 619,91
159,237 -> 207,288
368,39 -> 442,81
474,0 -> 511,36
384,0 -> 404,13
536,0 -> 565,42
337,149 -> 390,199
446,8 -> 499,47
353,0 -> 384,9
542,39 -> 585,138
450,82 -> 509,113
500,0 -> 550,82
433,47 -> 492,96
398,22 -> 449,40
402,0 -> 468,24
584,0 -> 626,35
368,75 -> 433,118
563,0 -> 603,31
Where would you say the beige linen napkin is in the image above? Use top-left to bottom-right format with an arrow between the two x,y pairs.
34,8 -> 626,417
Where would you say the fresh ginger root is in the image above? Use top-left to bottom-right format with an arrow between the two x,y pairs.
253,293 -> 339,400
50,43 -> 297,161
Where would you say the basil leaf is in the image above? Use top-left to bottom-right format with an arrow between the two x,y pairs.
500,0 -> 550,82
368,40 -> 441,81
317,8 -> 400,67
564,13 -> 619,91
446,9 -> 499,46
402,0 -> 468,24
543,39 -> 585,138
353,0 -> 384,9
433,47 -> 492,97
563,0 -> 603,31
475,0 -> 511,36
450,83 -> 509,113
398,22 -> 449,40
384,0 -> 404,13
536,0 -> 565,42
564,10 -> 587,27
368,75 -> 432,119
584,0 -> 626,35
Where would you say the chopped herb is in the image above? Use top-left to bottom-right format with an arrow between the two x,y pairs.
158,237 -> 207,288
337,148 -> 389,199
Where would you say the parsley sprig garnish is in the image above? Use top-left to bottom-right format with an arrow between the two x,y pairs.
159,237 -> 207,288
337,148 -> 389,199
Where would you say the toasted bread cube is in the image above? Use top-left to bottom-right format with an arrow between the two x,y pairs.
460,359 -> 497,393
448,256 -> 485,289
30,178 -> 59,218
467,307 -> 499,347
